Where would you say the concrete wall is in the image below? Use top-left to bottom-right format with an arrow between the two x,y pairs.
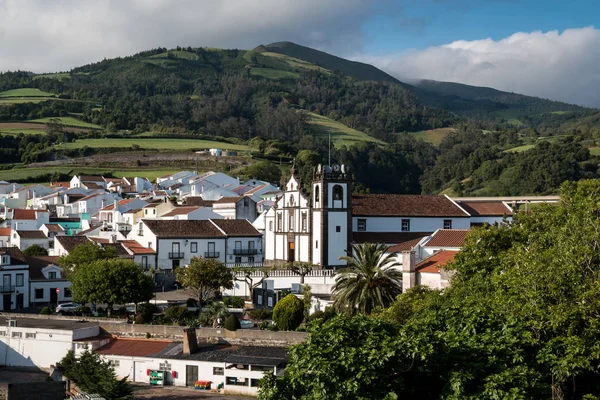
0,381 -> 66,400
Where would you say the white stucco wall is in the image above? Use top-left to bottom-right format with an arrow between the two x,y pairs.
328,212 -> 348,266
352,216 -> 470,232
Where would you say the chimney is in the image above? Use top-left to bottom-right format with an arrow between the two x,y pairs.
114,199 -> 118,211
401,251 -> 416,293
182,328 -> 198,355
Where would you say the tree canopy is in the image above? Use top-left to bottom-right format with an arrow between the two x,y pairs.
69,258 -> 153,316
58,242 -> 117,273
22,244 -> 48,256
176,257 -> 234,304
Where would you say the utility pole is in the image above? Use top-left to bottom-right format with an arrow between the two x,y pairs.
328,132 -> 331,167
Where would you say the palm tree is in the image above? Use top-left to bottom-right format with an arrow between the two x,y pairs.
201,302 -> 230,328
332,243 -> 402,315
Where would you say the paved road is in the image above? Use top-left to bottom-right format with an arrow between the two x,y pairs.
132,383 -> 252,399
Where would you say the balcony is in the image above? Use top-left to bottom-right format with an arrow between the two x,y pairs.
168,252 -> 184,259
0,285 -> 15,293
233,248 -> 258,256
204,252 -> 220,258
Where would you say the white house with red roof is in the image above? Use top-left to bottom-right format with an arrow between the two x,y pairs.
160,206 -> 222,221
98,198 -> 148,232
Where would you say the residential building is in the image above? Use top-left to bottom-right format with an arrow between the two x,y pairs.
212,196 -> 258,221
70,175 -> 106,190
26,256 -> 72,307
12,230 -> 49,252
160,206 -> 222,221
0,248 -> 29,311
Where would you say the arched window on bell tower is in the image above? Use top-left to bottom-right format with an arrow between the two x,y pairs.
332,184 -> 344,208
314,185 -> 320,206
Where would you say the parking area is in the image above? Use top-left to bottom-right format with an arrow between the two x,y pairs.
132,383 -> 253,399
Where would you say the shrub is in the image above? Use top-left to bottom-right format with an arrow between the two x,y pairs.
137,302 -> 159,322
248,308 -> 272,321
258,321 -> 278,331
134,315 -> 144,325
164,306 -> 191,325
308,307 -> 337,324
74,306 -> 91,316
273,294 -> 304,331
40,307 -> 51,315
145,332 -> 152,339
223,296 -> 244,308
224,314 -> 241,331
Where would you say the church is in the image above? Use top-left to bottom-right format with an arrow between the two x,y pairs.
263,164 -> 511,269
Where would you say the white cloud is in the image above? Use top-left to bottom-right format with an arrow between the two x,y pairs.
0,0 -> 371,73
357,27 -> 600,107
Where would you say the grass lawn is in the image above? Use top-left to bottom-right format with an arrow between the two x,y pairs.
149,50 -> 199,60
589,147 -> 600,156
32,73 -> 71,81
0,167 -> 185,183
0,88 -> 55,98
412,127 -> 456,146
307,112 -> 386,148
30,117 -> 102,129
0,98 -> 59,105
249,68 -> 300,81
261,52 -> 329,73
55,138 -> 249,151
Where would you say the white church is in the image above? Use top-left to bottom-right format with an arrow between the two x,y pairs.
263,163 -> 511,269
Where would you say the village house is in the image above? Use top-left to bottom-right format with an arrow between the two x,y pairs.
26,256 -> 72,307
212,196 -> 258,221
0,248 -> 29,311
160,206 -> 222,221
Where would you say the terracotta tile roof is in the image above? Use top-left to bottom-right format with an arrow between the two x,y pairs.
245,184 -> 267,195
416,250 -> 458,274
353,231 -> 433,245
0,228 -> 10,236
388,236 -> 428,252
12,209 -> 38,220
43,224 -> 64,232
56,236 -> 91,252
26,256 -> 63,280
84,182 -> 104,190
102,243 -> 134,259
50,182 -> 70,188
183,197 -> 215,207
210,219 -> 262,237
120,240 -> 156,255
457,201 -> 513,217
76,193 -> 105,202
78,175 -> 104,182
214,196 -> 242,204
0,247 -> 27,265
425,229 -> 470,248
89,237 -> 110,244
16,230 -> 47,239
100,198 -> 136,211
124,208 -> 144,214
161,206 -> 200,217
95,338 -> 173,357
143,219 -> 225,238
352,194 -> 468,217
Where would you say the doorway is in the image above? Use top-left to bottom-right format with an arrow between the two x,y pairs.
134,361 -> 147,383
50,288 -> 58,305
186,365 -> 198,386
3,294 -> 11,311
287,242 -> 295,262
15,293 -> 23,309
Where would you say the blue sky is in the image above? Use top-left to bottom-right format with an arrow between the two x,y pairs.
362,0 -> 599,53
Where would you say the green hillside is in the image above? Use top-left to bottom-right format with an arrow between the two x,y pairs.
0,88 -> 55,98
306,112 -> 386,148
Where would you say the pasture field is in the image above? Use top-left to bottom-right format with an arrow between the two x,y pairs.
412,127 -> 456,146
32,73 -> 71,81
261,52 -> 329,73
307,112 -> 385,148
0,128 -> 47,135
504,144 -> 535,153
54,138 -> 249,151
588,147 -> 600,156
150,50 -> 199,60
30,117 -> 102,129
0,88 -> 55,98
249,68 -> 300,81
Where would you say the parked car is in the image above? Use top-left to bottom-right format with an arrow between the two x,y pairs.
56,302 -> 83,314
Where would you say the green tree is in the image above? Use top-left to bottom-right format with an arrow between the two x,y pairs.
176,257 -> 234,304
302,284 -> 312,321
58,242 -> 117,274
200,302 -> 230,328
69,259 -> 153,317
224,314 -> 241,331
272,294 -> 304,331
333,243 -> 402,315
243,161 -> 282,184
22,244 -> 48,256
58,350 -> 133,400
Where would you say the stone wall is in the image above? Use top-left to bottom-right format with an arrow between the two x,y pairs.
0,382 -> 66,400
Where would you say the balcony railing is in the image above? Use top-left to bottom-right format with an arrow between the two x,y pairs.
0,285 -> 15,293
168,252 -> 184,259
227,263 -> 263,268
232,248 -> 258,256
204,252 -> 220,258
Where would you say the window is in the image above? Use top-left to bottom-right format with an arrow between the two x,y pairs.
444,219 -> 452,229
251,379 -> 261,387
314,185 -> 320,204
357,219 -> 366,231
48,271 -> 57,280
141,256 -> 148,268
248,241 -> 255,250
268,221 -> 273,231
25,333 -> 36,339
64,287 -> 72,297
248,256 -> 255,263
148,242 -> 152,250
108,360 -> 120,367
0,330 -> 6,336
289,214 -> 294,231
49,241 -> 54,249
76,343 -> 88,350
336,226 -> 341,233
213,367 -> 224,376
35,288 -> 43,299
277,213 -> 282,231
16,274 -> 24,287
226,377 -> 249,386
12,332 -> 22,338
208,242 -> 215,254
301,213 -> 307,231
235,256 -> 242,263
333,185 -> 343,201
401,219 -> 410,232
190,242 -> 198,253
316,240 -> 318,249
235,241 -> 242,250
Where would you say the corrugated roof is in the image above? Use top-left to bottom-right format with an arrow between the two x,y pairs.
457,201 -> 513,217
416,250 -> 458,274
352,194 -> 468,217
425,229 -> 470,248
95,338 -> 173,357
143,220 -> 225,238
